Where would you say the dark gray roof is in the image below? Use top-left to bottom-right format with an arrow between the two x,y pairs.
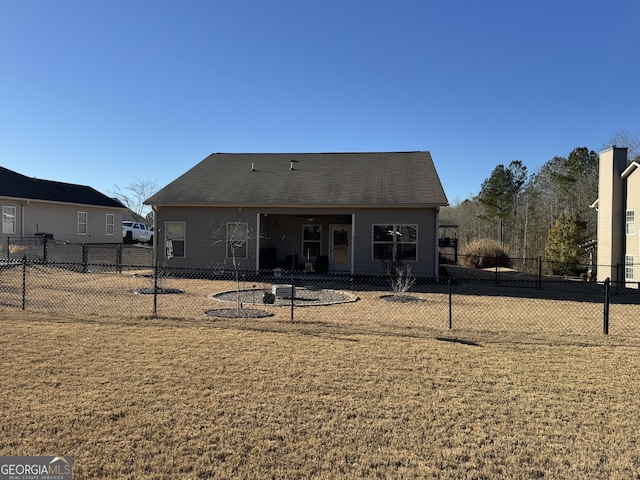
147,152 -> 448,207
0,166 -> 124,208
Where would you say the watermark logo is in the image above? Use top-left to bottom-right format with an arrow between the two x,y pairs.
0,456 -> 72,480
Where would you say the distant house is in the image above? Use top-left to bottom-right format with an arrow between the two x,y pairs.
0,166 -> 125,243
122,209 -> 148,224
146,152 -> 449,276
592,146 -> 640,283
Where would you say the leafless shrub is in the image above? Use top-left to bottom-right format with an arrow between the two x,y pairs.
387,264 -> 416,298
459,238 -> 510,269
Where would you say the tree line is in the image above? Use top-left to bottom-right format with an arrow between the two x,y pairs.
442,130 -> 640,271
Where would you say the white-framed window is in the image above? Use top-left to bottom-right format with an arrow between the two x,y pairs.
372,224 -> 418,262
78,212 -> 88,235
106,214 -> 115,236
302,224 -> 322,259
2,206 -> 16,234
626,255 -> 634,281
226,222 -> 248,259
165,222 -> 185,258
626,210 -> 635,235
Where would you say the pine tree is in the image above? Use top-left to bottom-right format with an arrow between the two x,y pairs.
478,160 -> 527,246
545,212 -> 587,275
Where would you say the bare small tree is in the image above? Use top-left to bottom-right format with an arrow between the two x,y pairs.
212,219 -> 262,316
112,180 -> 159,218
603,130 -> 640,162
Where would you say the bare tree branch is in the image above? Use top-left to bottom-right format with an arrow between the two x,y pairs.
111,180 -> 159,218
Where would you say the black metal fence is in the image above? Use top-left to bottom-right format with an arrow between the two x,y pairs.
441,252 -> 603,278
1,236 -> 153,269
1,256 -> 638,338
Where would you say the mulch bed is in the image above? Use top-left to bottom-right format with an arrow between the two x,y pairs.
380,294 -> 424,303
205,308 -> 274,319
134,287 -> 184,294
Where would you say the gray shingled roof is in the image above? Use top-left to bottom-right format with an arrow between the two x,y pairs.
0,166 -> 124,208
147,152 -> 448,207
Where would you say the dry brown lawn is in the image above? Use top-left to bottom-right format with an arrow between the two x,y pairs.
1,267 -> 640,478
1,305 -> 640,479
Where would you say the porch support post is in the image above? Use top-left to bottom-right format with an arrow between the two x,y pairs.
351,213 -> 356,274
256,212 -> 261,272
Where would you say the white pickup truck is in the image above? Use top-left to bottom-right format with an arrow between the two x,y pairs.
122,221 -> 153,244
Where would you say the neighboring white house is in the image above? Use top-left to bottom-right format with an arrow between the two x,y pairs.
146,151 -> 449,276
0,166 -> 125,243
592,146 -> 640,284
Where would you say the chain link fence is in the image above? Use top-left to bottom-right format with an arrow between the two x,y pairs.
441,252 -> 604,278
1,235 -> 153,268
1,251 -> 638,338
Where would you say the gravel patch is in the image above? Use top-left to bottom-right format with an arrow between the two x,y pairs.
210,286 -> 358,307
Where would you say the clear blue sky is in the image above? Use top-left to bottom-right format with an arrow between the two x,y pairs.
1,0 -> 638,204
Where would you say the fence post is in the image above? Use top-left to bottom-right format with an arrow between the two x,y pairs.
291,284 -> 295,322
603,277 -> 610,335
42,235 -> 48,263
448,278 -> 452,329
537,257 -> 542,289
82,244 -> 88,273
116,244 -> 122,274
289,269 -> 295,322
6,236 -> 10,259
22,256 -> 26,310
153,263 -> 158,318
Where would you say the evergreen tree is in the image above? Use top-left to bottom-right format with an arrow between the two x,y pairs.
545,212 -> 587,275
549,147 -> 599,215
478,160 -> 527,246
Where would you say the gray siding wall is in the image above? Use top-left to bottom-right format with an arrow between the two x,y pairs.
1,199 -> 123,243
352,208 -> 438,276
154,205 -> 440,275
155,206 -> 261,269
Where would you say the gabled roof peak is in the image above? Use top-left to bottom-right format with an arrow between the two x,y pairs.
147,151 -> 448,207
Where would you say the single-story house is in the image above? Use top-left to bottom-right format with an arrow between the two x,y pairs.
592,146 -> 640,283
146,151 -> 449,276
0,166 -> 125,243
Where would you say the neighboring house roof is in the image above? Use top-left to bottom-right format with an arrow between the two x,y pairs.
0,166 -> 124,208
147,151 -> 448,207
122,209 -> 148,223
621,161 -> 640,179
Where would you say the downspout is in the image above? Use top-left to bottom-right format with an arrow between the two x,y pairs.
22,201 -> 29,236
435,207 -> 440,278
152,205 -> 158,266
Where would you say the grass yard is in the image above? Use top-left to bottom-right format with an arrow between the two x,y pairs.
0,309 -> 639,479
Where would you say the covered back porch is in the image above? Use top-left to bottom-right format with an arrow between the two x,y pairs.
256,212 -> 354,274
